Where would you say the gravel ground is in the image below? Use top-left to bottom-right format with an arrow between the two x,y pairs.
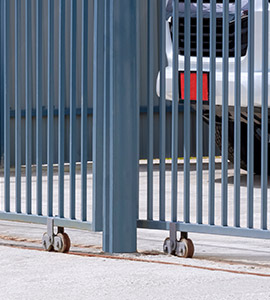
0,245 -> 270,300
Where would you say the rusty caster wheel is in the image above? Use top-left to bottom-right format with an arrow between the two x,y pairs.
163,237 -> 176,255
178,238 -> 194,258
53,233 -> 71,253
42,233 -> 54,252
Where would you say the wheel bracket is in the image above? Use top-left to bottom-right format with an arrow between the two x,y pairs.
42,218 -> 70,253
163,223 -> 194,258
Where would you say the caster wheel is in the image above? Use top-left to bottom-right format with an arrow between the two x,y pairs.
163,237 -> 175,255
42,233 -> 54,252
54,233 -> 71,253
179,238 -> 194,258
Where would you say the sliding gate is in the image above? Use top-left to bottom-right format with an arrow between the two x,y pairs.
0,0 -> 139,254
137,0 -> 270,258
1,0 -> 270,258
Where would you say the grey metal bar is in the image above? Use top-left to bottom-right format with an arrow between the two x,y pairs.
81,0 -> 88,222
171,0 -> 179,223
196,0 -> 202,225
147,0 -> 154,221
261,0 -> 268,230
70,0 -> 77,220
15,0 -> 21,214
4,0 -> 10,212
221,0 -> 229,227
0,0 -> 4,165
36,0 -> 42,216
47,0 -> 54,217
208,0 -> 216,225
103,0 -> 110,251
247,0 -> 254,229
234,0 -> 241,228
25,0 -> 32,214
58,0 -> 65,219
137,220 -> 270,239
93,0 -> 104,231
159,0 -> 166,222
184,0 -> 191,224
136,0 -> 140,222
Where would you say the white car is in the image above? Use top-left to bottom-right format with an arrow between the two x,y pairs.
157,0 -> 269,174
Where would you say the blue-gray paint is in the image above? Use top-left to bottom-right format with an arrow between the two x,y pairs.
247,0 -> 254,229
58,0 -> 65,219
196,0 -> 203,225
47,0 -> 54,217
69,0 -> 77,220
103,0 -> 138,253
36,0 -> 43,216
222,0 -> 229,227
159,0 -> 166,222
208,0 -> 216,226
81,0 -> 88,222
171,0 -> 179,223
147,0 -> 154,222
184,0 -> 191,224
234,0 -> 241,228
0,0 -> 209,168
15,0 -> 21,214
261,0 -> 268,230
4,0 -> 10,212
0,0 -> 4,165
92,0 -> 104,232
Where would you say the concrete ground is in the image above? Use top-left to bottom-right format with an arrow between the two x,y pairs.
0,160 -> 270,299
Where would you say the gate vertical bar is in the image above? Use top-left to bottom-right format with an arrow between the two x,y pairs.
58,0 -> 65,218
0,0 -> 4,165
25,0 -> 32,214
196,0 -> 203,224
234,0 -> 241,228
247,0 -> 254,229
47,0 -> 54,217
36,0 -> 42,216
15,0 -> 21,213
147,0 -> 154,221
103,0 -> 110,251
70,0 -> 77,220
184,0 -> 190,224
136,0 -> 140,222
93,0 -> 104,231
261,0 -> 268,230
171,0 -> 179,223
159,0 -> 166,222
81,0 -> 88,222
4,0 -> 10,212
103,0 -> 138,253
221,0 -> 229,226
208,0 -> 216,225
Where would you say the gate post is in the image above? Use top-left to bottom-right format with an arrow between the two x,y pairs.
103,0 -> 139,253
0,0 -> 4,165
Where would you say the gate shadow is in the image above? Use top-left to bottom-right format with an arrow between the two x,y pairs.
215,174 -> 270,188
139,161 -> 226,172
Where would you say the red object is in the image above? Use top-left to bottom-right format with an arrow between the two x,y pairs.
180,72 -> 209,101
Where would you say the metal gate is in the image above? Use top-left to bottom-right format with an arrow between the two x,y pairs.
137,0 -> 270,258
0,0 -> 139,253
1,0 -> 270,257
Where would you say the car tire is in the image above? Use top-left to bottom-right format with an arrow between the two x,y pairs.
215,120 -> 268,175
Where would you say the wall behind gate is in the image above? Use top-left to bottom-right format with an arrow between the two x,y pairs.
0,0 -> 210,166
